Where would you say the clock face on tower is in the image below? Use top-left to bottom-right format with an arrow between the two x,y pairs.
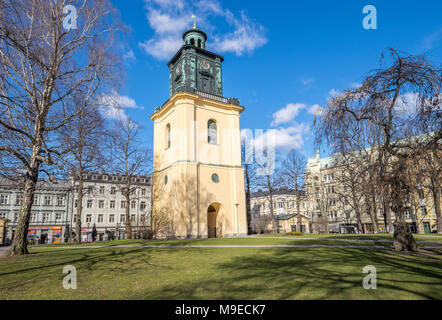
175,62 -> 181,74
200,59 -> 210,70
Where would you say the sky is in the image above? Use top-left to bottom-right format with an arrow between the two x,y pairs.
104,0 -> 442,161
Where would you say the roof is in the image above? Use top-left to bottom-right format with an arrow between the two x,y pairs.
251,188 -> 306,198
0,177 -> 71,189
275,213 -> 309,221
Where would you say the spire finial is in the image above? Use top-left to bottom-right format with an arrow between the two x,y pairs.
191,14 -> 196,29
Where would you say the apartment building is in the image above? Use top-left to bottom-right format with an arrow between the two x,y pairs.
305,150 -> 440,234
250,188 -> 311,233
71,173 -> 151,241
0,177 -> 73,245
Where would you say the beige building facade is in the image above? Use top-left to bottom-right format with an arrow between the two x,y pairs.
150,26 -> 247,239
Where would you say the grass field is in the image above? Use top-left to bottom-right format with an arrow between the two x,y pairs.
1,235 -> 441,300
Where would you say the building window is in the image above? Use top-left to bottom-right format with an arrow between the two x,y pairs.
42,212 -> 49,222
1,195 -> 10,205
98,215 -> 104,223
110,200 -> 115,209
99,186 -> 105,195
208,120 -> 217,144
121,201 -> 126,209
421,207 -> 427,216
120,215 -> 125,223
211,173 -> 220,183
99,200 -> 105,209
141,215 -> 146,222
15,195 -> 23,206
131,201 -> 136,209
141,188 -> 146,196
74,199 -> 78,208
109,215 -> 114,223
113,176 -> 117,181
166,124 -> 171,149
0,212 -> 6,219
131,215 -> 135,222
44,196 -> 51,206
140,202 -> 146,211
87,200 -> 93,208
92,175 -> 97,180
110,187 -> 116,195
33,196 -> 38,205
103,175 -> 108,181
57,196 -> 64,206
14,212 -> 18,222
55,213 -> 62,221
164,176 -> 168,185
86,215 -> 92,223
30,213 -> 36,222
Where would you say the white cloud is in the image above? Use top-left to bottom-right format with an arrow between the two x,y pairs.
308,104 -> 323,115
211,11 -> 267,56
271,103 -> 306,126
250,125 -> 309,151
395,92 -> 419,115
301,77 -> 315,86
123,50 -> 136,62
99,91 -> 144,121
423,27 -> 442,50
329,88 -> 342,97
139,0 -> 267,60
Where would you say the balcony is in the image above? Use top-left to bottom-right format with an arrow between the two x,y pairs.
154,88 -> 241,114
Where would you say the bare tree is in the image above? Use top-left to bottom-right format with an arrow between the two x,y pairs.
0,0 -> 123,255
60,95 -> 106,243
282,150 -> 306,233
316,49 -> 441,251
256,152 -> 283,233
242,138 -> 258,234
107,118 -> 151,240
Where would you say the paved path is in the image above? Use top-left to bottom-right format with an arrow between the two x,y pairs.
0,246 -> 10,258
30,243 -> 442,250
254,236 -> 442,245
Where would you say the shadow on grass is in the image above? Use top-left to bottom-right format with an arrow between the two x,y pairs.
139,247 -> 442,300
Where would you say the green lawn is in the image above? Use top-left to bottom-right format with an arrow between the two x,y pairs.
1,237 -> 441,300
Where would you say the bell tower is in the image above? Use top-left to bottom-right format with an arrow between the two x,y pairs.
151,23 -> 247,239
168,25 -> 223,97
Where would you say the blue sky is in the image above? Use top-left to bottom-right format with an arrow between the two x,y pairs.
105,0 -> 442,161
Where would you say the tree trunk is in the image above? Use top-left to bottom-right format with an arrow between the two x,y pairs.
10,165 -> 39,255
393,221 -> 417,251
245,164 -> 252,234
75,177 -> 83,243
125,187 -> 132,239
296,197 -> 302,233
430,176 -> 442,233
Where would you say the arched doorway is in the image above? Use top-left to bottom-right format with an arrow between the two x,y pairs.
207,203 -> 220,238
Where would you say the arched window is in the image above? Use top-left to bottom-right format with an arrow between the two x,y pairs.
198,39 -> 202,48
208,120 -> 217,145
166,124 -> 171,149
190,38 -> 195,46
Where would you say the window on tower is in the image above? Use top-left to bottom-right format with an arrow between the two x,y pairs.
198,39 -> 202,48
208,120 -> 217,145
190,38 -> 195,46
166,124 -> 171,149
